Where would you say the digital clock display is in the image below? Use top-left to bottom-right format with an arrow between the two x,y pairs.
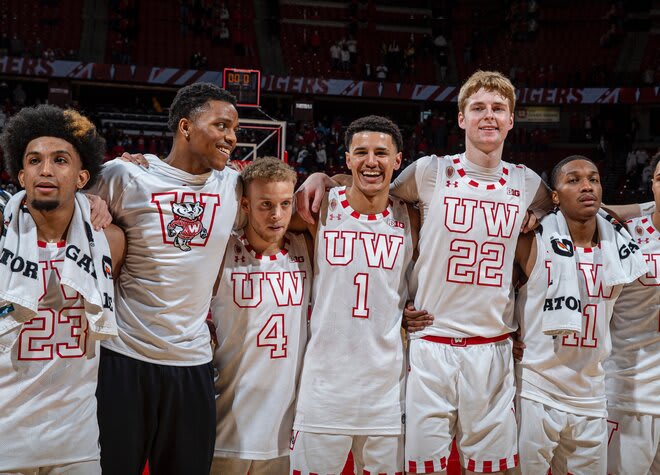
222,68 -> 261,107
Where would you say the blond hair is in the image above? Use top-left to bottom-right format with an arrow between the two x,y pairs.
458,70 -> 516,113
240,156 -> 297,192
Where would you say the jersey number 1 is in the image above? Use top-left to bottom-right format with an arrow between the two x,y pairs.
352,273 -> 370,318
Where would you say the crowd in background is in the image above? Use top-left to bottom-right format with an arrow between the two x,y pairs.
0,83 -> 656,206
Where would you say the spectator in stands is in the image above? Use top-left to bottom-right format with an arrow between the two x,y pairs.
220,2 -> 229,20
315,143 -> 327,168
152,96 -> 163,114
363,63 -> 372,80
309,30 -> 321,54
330,42 -> 340,71
219,22 -> 230,45
403,42 -> 416,78
437,49 -> 448,81
376,63 -> 388,82
346,35 -> 357,65
340,45 -> 350,72
12,84 -> 26,108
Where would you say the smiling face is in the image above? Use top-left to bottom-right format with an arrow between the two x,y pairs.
552,159 -> 602,222
241,179 -> 295,252
458,87 -> 514,154
345,131 -> 402,198
18,136 -> 89,212
181,99 -> 239,172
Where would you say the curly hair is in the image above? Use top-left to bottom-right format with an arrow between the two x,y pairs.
0,104 -> 105,189
167,82 -> 237,132
458,70 -> 516,114
550,155 -> 598,189
240,156 -> 297,193
344,115 -> 403,153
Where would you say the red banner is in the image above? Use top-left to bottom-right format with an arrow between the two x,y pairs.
1,57 -> 658,105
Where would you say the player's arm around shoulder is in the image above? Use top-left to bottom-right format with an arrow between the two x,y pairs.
514,230 -> 537,286
523,175 -> 553,232
407,203 -> 421,261
294,172 -> 340,224
103,224 -> 126,279
602,201 -> 655,222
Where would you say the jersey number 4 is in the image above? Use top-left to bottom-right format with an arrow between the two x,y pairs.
257,314 -> 287,358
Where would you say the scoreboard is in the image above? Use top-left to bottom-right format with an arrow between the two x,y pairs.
222,68 -> 261,107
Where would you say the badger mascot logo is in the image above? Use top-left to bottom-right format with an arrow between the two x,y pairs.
167,201 -> 208,251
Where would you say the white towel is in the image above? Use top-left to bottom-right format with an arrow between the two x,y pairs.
538,209 -> 647,336
0,191 -> 117,353
597,209 -> 648,286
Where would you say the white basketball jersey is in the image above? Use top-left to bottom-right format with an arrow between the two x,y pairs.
0,242 -> 101,470
407,154 -> 537,338
293,187 -> 413,435
516,238 -> 622,417
212,232 -> 311,459
605,215 -> 660,415
92,155 -> 240,365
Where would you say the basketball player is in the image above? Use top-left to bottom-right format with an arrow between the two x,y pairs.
209,157 -> 312,475
0,104 -> 125,474
514,156 -> 648,474
604,156 -> 660,474
288,115 -> 419,474
295,72 -> 549,474
90,83 -> 241,475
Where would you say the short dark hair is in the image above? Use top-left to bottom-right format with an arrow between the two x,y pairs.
167,82 -> 237,132
0,104 -> 105,189
550,155 -> 598,189
344,115 -> 403,153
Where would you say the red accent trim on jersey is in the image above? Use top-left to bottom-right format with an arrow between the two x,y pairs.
467,459 -> 476,471
292,471 -> 301,475
421,333 -> 509,346
37,240 -> 66,248
424,461 -> 434,473
483,461 -> 492,472
451,157 -> 510,189
337,186 -> 392,221
577,243 -> 601,254
499,458 -> 508,471
640,217 -> 660,239
240,235 -> 290,261
407,461 -> 417,472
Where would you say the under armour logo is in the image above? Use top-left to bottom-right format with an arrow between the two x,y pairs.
329,213 -> 342,221
234,256 -> 246,263
638,238 -> 650,244
446,180 -> 458,187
